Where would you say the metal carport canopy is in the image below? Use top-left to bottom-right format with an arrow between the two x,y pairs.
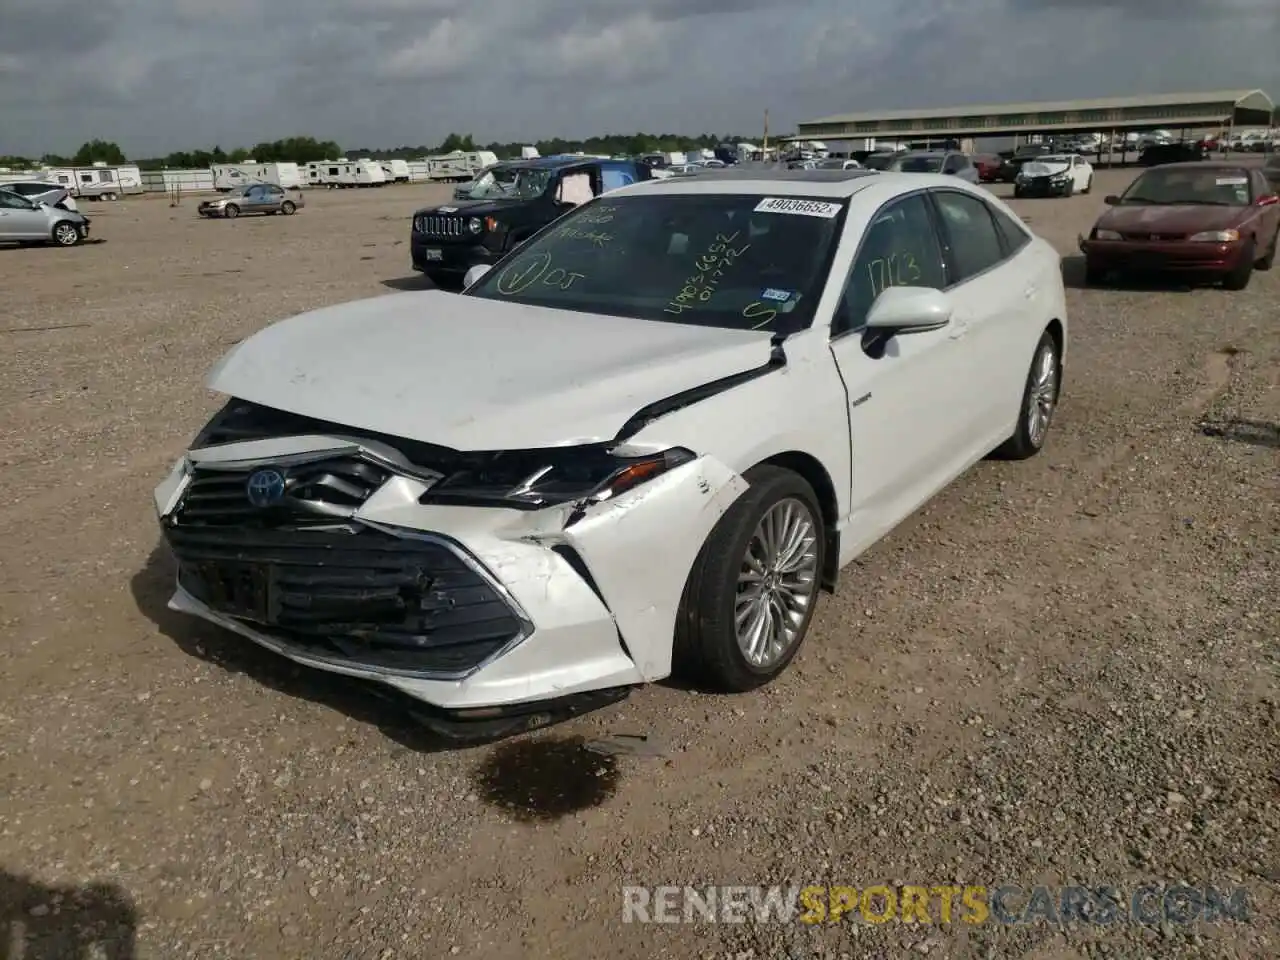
792,90 -> 1274,141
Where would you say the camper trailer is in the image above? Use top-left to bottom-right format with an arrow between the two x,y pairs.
380,159 -> 411,183
520,146 -> 540,159
424,150 -> 499,182
40,163 -> 143,200
306,159 -> 388,188
212,162 -> 303,192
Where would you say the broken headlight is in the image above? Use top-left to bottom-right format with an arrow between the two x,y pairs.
420,447 -> 696,509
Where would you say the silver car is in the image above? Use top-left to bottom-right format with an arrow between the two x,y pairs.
888,150 -> 981,183
198,183 -> 305,218
0,188 -> 91,246
0,180 -> 79,211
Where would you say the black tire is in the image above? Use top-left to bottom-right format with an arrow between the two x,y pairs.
1013,186 -> 1024,199
1255,229 -> 1277,270
1082,176 -> 1093,195
674,465 -> 825,693
224,203 -> 240,219
993,329 -> 1061,460
1062,180 -> 1074,198
1222,241 -> 1254,290
51,220 -> 80,246
280,201 -> 296,215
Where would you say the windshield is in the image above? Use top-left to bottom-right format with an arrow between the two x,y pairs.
1120,168 -> 1252,206
1035,156 -> 1071,164
460,165 -> 518,199
462,166 -> 550,200
465,193 -> 846,333
893,155 -> 944,173
863,154 -> 894,170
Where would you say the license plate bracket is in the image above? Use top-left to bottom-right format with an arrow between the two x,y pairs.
424,248 -> 443,261
199,561 -> 272,622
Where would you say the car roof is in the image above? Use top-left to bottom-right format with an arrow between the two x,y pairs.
507,156 -> 601,171
608,168 -> 972,200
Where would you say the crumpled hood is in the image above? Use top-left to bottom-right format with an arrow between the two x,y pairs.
1020,161 -> 1069,178
206,291 -> 775,450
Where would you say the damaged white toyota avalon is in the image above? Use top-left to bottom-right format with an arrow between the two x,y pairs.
153,169 -> 1067,741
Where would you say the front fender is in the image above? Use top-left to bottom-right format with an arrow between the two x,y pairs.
564,455 -> 748,681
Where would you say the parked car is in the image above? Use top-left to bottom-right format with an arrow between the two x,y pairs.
1138,143 -> 1208,166
0,188 -> 91,246
861,152 -> 898,170
198,184 -> 304,218
887,150 -> 980,183
1014,154 -> 1094,198
817,158 -> 863,171
972,154 -> 1003,182
409,156 -> 654,288
1264,153 -> 1280,193
153,168 -> 1068,741
994,144 -> 1051,183
0,180 -> 78,211
1079,162 -> 1280,289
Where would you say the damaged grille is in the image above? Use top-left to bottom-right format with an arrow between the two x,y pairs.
172,457 -> 390,528
167,526 -> 525,675
413,214 -> 465,237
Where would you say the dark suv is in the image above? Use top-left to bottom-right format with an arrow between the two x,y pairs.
410,157 -> 653,287
1139,142 -> 1209,167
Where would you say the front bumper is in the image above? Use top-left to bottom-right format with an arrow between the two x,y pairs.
1079,236 -> 1246,273
198,205 -> 228,217
410,235 -> 500,277
152,437 -> 748,727
1016,177 -> 1071,196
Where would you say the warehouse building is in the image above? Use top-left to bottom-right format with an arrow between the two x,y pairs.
793,90 -> 1274,143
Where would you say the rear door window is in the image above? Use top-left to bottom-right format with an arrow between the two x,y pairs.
931,191 -> 1007,283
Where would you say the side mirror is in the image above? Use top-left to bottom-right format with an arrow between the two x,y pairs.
864,286 -> 952,335
463,264 -> 492,288
1103,195 -> 1120,206
1256,194 -> 1279,206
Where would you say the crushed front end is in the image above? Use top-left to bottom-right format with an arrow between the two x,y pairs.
153,399 -> 746,742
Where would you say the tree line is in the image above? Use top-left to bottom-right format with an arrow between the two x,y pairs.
0,131 -> 757,172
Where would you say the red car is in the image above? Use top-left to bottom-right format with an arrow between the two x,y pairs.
1078,162 -> 1280,290
972,154 -> 1003,182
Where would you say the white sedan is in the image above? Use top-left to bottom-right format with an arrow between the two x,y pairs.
1014,154 -> 1094,198
153,169 -> 1067,741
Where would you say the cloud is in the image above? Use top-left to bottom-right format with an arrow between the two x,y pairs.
0,0 -> 1276,157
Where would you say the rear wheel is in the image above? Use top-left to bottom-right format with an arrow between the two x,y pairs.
674,465 -> 825,693
1222,240 -> 1254,290
281,201 -> 296,215
224,203 -> 240,219
993,330 -> 1060,460
51,221 -> 81,246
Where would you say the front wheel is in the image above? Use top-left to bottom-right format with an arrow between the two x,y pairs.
1255,229 -> 1277,270
51,221 -> 81,246
223,203 -> 240,219
674,465 -> 825,692
1062,180 -> 1074,198
1222,241 -> 1254,290
993,330 -> 1060,460
1082,176 -> 1093,195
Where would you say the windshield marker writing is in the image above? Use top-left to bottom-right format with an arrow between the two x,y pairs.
495,252 -> 585,295
742,301 -> 777,329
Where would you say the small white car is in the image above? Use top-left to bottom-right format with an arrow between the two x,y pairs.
153,169 -> 1068,741
1015,154 -> 1094,198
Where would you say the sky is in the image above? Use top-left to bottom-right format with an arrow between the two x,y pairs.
2,0 -> 1279,157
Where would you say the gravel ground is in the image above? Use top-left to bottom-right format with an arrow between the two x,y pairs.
0,172 -> 1276,960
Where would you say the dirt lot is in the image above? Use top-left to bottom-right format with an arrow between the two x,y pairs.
1,171 -> 1276,960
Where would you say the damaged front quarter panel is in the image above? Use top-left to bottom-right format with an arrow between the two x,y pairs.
560,455 -> 748,681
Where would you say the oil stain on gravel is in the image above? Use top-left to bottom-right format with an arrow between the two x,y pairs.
472,735 -> 620,822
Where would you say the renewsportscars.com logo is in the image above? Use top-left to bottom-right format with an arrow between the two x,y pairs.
621,884 -> 1251,926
